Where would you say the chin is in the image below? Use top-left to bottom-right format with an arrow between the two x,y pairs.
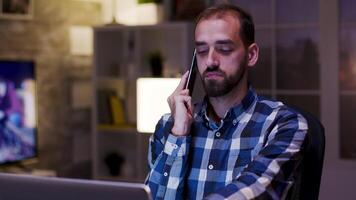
204,83 -> 228,97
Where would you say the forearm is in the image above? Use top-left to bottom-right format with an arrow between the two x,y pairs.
146,132 -> 191,199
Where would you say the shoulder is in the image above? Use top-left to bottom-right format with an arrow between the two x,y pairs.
255,95 -> 308,130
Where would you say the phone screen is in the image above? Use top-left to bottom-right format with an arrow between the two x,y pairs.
184,50 -> 197,96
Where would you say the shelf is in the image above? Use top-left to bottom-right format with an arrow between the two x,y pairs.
97,77 -> 125,83
97,124 -> 137,134
92,22 -> 194,181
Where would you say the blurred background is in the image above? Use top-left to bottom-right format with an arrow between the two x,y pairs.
0,0 -> 355,199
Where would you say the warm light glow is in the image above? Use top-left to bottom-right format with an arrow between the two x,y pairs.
137,78 -> 180,133
69,26 -> 93,56
115,1 -> 162,25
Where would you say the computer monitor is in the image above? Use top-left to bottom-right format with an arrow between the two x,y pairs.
0,173 -> 152,200
0,60 -> 37,165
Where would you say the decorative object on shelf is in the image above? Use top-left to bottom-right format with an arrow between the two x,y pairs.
104,151 -> 125,176
148,51 -> 164,77
0,0 -> 33,20
97,89 -> 130,127
109,61 -> 120,77
109,0 -> 117,24
109,94 -> 126,125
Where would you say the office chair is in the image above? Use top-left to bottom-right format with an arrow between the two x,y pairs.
286,106 -> 325,200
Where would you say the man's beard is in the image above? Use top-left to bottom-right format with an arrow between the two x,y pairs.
201,57 -> 247,97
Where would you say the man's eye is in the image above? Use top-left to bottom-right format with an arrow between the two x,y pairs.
196,47 -> 208,55
216,46 -> 233,54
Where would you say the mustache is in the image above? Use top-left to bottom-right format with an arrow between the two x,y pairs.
202,66 -> 226,77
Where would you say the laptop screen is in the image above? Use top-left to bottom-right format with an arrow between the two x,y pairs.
0,173 -> 152,200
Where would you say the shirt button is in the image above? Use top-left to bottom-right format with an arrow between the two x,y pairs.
233,119 -> 238,125
208,164 -> 214,170
172,144 -> 178,149
215,132 -> 221,137
164,172 -> 168,176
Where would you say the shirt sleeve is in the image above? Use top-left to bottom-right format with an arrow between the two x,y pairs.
204,107 -> 308,200
145,114 -> 191,200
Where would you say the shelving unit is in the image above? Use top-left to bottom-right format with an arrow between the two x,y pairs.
92,22 -> 194,182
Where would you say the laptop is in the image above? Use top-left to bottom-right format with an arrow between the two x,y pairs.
0,173 -> 152,200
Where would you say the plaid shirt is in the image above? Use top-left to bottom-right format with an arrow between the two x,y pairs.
146,88 -> 308,200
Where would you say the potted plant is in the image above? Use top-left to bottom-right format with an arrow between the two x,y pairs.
148,51 -> 164,77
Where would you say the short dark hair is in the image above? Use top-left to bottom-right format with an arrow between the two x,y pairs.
195,4 -> 255,48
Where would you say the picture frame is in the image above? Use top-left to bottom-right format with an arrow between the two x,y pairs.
0,0 -> 33,20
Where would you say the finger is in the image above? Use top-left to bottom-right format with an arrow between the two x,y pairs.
173,94 -> 191,104
167,96 -> 175,112
179,89 -> 189,96
186,98 -> 193,115
173,96 -> 191,115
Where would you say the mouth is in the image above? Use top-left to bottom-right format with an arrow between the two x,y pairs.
204,71 -> 224,80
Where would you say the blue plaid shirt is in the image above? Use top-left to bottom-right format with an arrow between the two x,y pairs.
146,88 -> 308,200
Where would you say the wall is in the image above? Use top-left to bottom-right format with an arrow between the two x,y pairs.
0,0 -> 101,177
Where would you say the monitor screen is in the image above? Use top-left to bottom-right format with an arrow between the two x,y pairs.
0,60 -> 37,165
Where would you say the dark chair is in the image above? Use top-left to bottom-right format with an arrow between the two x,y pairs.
286,107 -> 325,200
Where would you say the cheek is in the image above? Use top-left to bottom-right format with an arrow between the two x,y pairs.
220,54 -> 240,69
220,54 -> 247,76
196,57 -> 205,74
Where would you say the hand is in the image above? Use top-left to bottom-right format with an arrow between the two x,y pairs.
167,71 -> 194,136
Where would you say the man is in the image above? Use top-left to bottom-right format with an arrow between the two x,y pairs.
146,4 -> 308,200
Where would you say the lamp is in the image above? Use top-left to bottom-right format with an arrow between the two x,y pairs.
136,78 -> 180,133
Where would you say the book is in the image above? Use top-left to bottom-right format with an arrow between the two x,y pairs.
109,95 -> 126,125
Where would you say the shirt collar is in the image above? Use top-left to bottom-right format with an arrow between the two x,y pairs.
198,86 -> 257,124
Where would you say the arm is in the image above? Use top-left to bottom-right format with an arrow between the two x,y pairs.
146,115 -> 191,200
146,72 -> 194,199
204,108 -> 308,200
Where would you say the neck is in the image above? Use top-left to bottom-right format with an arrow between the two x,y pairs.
208,78 -> 248,118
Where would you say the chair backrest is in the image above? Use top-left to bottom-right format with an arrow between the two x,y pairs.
286,107 -> 325,200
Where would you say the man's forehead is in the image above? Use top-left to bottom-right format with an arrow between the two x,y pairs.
195,15 -> 241,43
196,14 -> 241,33
197,12 -> 241,27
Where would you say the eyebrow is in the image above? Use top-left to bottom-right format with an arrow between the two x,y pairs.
195,41 -> 206,46
215,39 -> 234,45
195,39 -> 235,46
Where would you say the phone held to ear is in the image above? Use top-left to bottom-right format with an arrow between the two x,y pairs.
184,50 -> 197,96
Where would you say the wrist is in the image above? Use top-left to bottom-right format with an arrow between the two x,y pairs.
171,124 -> 189,136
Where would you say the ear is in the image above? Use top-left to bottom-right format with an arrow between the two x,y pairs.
247,43 -> 259,67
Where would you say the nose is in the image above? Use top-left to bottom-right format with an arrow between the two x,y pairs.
206,49 -> 219,67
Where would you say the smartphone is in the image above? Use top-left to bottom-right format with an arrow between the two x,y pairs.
184,50 -> 197,96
